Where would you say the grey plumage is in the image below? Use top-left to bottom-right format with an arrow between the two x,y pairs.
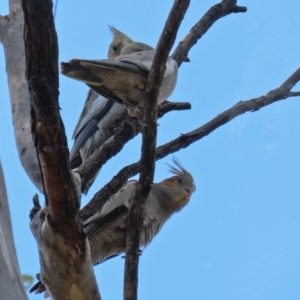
61,48 -> 178,118
85,158 -> 196,264
30,159 -> 195,294
69,29 -> 155,185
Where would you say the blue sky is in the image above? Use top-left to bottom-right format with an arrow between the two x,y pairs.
1,1 -> 300,299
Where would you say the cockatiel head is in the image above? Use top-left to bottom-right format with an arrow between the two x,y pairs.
29,158 -> 196,295
153,157 -> 196,213
107,26 -> 134,58
84,157 -> 196,264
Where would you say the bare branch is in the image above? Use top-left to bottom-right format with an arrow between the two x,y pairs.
123,1 -> 190,299
289,91 -> 300,97
172,0 -> 247,67
0,15 -> 8,42
81,66 -> 300,221
22,0 -> 101,298
77,101 -> 191,193
0,161 -> 27,300
77,1 -> 248,194
0,0 -> 42,192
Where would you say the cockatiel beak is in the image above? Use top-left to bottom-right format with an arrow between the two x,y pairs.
185,184 -> 196,196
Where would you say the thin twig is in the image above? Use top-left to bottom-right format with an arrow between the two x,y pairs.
77,0 -> 247,193
172,0 -> 247,67
123,1 -> 190,299
80,66 -> 300,221
78,101 -> 191,192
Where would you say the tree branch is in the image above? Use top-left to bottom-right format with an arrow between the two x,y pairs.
172,0 -> 247,67
77,0 -> 247,194
0,15 -> 8,42
0,0 -> 43,192
288,91 -> 300,97
123,1 -> 190,299
80,65 -> 300,222
0,161 -> 27,300
77,101 -> 191,193
22,0 -> 101,298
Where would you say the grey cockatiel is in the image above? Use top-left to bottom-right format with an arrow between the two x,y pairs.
70,26 -> 136,169
61,45 -> 178,119
85,157 -> 196,264
29,158 -> 195,294
70,29 -> 154,195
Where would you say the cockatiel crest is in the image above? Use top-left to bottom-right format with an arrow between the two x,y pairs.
84,157 -> 196,264
69,27 -> 154,193
107,25 -> 134,58
29,158 -> 196,295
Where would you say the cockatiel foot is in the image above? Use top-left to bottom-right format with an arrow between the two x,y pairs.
114,119 -> 137,138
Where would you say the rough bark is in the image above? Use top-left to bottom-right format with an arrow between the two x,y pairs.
21,0 -> 101,299
172,0 -> 247,67
0,0 -> 43,192
80,65 -> 300,221
77,0 -> 247,198
123,1 -> 190,299
0,161 -> 28,300
1,0 -> 299,299
78,101 -> 191,193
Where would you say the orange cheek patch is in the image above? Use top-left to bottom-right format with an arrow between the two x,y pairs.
136,82 -> 145,91
163,180 -> 177,187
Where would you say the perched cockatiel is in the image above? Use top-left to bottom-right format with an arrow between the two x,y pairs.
61,46 -> 178,119
70,26 -> 136,168
29,158 -> 195,294
85,157 -> 196,264
69,30 -> 154,194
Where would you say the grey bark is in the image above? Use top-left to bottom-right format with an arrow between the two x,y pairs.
21,0 -> 102,298
0,0 -> 43,193
30,208 -> 101,300
0,160 -> 28,300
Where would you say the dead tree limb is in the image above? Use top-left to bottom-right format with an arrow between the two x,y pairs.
0,160 -> 27,300
21,0 -> 101,299
80,65 -> 300,222
78,101 -> 191,193
0,0 -> 43,192
123,1 -> 191,299
77,0 -> 247,194
172,0 -> 247,66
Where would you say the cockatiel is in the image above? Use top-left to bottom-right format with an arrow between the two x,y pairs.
29,158 -> 195,294
70,29 -> 154,194
61,45 -> 178,119
85,157 -> 196,264
70,26 -> 136,169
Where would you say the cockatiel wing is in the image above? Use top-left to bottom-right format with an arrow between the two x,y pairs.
72,90 -> 112,139
70,92 -> 115,167
83,180 -> 137,238
61,58 -> 150,104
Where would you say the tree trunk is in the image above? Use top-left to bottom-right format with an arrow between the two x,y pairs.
0,160 -> 28,300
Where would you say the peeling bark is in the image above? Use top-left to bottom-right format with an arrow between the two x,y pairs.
21,0 -> 101,298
